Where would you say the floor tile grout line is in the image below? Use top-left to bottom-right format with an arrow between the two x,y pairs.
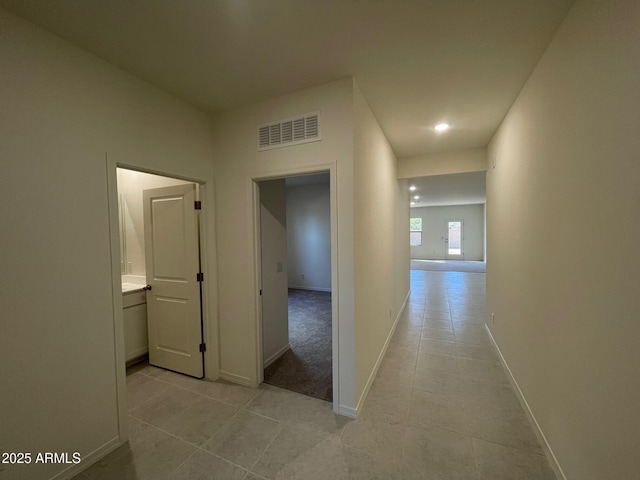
130,368 -> 260,410
245,422 -> 285,475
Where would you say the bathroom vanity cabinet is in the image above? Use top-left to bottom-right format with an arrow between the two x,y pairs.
123,288 -> 148,363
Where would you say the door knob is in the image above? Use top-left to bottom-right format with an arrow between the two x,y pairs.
144,285 -> 152,291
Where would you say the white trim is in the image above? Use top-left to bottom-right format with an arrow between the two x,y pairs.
252,181 -> 264,386
337,404 -> 358,418
483,324 -> 566,480
250,163 -> 341,412
288,285 -> 332,292
105,156 -> 128,445
50,436 -> 122,480
263,343 -> 291,368
354,289 -> 411,416
219,370 -> 254,388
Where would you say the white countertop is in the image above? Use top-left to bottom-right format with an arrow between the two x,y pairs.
122,283 -> 145,293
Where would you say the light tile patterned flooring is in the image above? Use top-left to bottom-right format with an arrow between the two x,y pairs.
73,270 -> 556,479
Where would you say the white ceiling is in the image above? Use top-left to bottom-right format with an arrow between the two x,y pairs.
409,172 -> 486,208
1,0 -> 574,158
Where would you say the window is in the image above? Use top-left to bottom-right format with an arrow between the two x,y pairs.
410,217 -> 422,246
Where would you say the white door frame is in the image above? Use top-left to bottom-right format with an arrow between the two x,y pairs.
106,157 -> 214,443
250,164 -> 340,411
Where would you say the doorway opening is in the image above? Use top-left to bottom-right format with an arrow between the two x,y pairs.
115,167 -> 205,378
256,172 -> 333,402
446,220 -> 464,259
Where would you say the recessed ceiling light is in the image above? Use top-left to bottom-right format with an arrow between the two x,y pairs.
434,123 -> 450,131
409,186 -> 416,191
414,195 -> 419,200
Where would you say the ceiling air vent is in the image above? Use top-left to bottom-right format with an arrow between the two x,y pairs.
258,112 -> 321,151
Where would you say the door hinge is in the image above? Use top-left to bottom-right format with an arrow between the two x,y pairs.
199,343 -> 206,353
260,289 -> 262,296
194,200 -> 202,210
197,272 -> 204,282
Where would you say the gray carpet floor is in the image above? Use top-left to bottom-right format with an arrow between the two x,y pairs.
263,289 -> 332,402
411,259 -> 487,273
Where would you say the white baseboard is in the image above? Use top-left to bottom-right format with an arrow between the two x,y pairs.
483,324 -> 567,480
50,436 -> 122,480
354,289 -> 411,416
263,343 -> 291,368
337,404 -> 358,418
219,370 -> 255,388
288,285 -> 332,292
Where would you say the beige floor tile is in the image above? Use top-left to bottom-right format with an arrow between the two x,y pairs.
413,368 -> 463,396
161,396 -> 239,445
359,382 -> 412,425
251,424 -> 335,479
389,331 -> 421,349
126,374 -> 171,411
203,410 -> 281,469
457,357 -> 509,384
420,326 -> 455,341
384,345 -> 418,364
170,449 -> 247,480
253,438 -> 401,480
418,338 -> 458,356
455,342 -> 499,361
127,416 -> 159,446
341,418 -> 405,462
374,359 -> 416,388
473,439 -> 555,480
453,324 -> 489,345
451,313 -> 486,324
85,430 -> 196,480
196,379 -> 262,407
464,395 -> 542,454
337,445 -> 403,480
423,318 -> 454,332
403,426 -> 478,480
416,352 -> 459,374
243,473 -> 267,480
408,390 -> 469,435
129,385 -> 203,428
247,386 -> 351,438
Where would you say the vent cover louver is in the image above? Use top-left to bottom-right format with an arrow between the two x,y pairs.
258,112 -> 321,151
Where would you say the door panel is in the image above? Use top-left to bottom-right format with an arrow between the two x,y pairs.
143,184 -> 203,378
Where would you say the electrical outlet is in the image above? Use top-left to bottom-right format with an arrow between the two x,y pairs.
492,312 -> 495,324
276,261 -> 283,273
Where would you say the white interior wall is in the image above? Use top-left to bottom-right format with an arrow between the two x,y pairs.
397,148 -> 487,178
211,78 -> 357,412
353,81 -> 410,405
117,169 -> 192,277
259,179 -> 290,366
486,0 -> 640,479
286,183 -> 331,291
0,9 -> 217,480
410,204 -> 485,261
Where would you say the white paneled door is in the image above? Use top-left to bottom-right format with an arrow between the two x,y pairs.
143,184 -> 203,378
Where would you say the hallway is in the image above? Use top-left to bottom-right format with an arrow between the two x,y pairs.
73,270 -> 554,480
